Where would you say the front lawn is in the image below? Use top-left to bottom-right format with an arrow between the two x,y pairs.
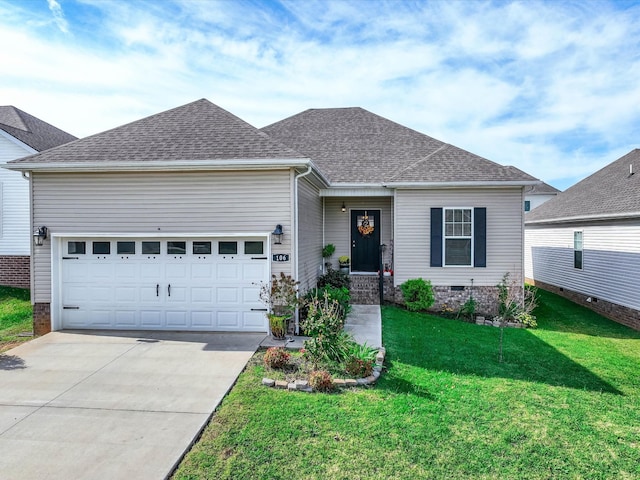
173,289 -> 640,479
0,286 -> 33,353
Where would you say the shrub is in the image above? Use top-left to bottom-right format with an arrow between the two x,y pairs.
258,273 -> 299,317
302,294 -> 353,366
400,278 -> 435,312
345,357 -> 374,378
457,297 -> 476,322
263,347 -> 291,369
309,370 -> 334,392
303,285 -> 351,320
317,268 -> 350,290
496,273 -> 538,328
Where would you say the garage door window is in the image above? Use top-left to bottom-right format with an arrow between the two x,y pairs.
219,241 -> 237,255
93,242 -> 111,255
68,241 -> 86,255
117,241 -> 135,255
168,241 -> 186,255
245,241 -> 263,254
193,241 -> 212,254
142,241 -> 160,255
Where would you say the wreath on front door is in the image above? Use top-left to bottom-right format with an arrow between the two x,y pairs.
358,212 -> 375,237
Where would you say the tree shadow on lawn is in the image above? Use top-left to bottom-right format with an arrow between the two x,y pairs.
532,288 -> 640,340
382,306 -> 623,395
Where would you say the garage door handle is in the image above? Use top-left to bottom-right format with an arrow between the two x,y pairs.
156,284 -> 159,297
168,284 -> 171,297
251,308 -> 268,311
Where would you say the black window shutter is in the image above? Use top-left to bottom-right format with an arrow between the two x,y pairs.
430,208 -> 443,267
474,207 -> 486,268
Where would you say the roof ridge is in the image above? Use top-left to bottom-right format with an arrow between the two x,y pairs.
386,143 -> 449,181
0,106 -> 29,131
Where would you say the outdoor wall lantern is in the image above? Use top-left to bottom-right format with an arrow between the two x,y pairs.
272,224 -> 283,244
33,226 -> 48,247
341,202 -> 346,213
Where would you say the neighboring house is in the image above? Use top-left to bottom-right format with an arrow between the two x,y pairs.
4,99 -> 539,335
524,181 -> 560,212
525,149 -> 640,331
0,106 -> 76,288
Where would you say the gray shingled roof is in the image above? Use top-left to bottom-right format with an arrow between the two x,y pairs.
261,107 -> 538,184
8,99 -> 303,165
525,182 -> 560,195
526,149 -> 640,224
0,106 -> 77,152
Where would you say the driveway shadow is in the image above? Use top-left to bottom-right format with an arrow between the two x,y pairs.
0,354 -> 26,370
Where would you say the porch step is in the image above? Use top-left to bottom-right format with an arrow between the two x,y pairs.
349,275 -> 380,305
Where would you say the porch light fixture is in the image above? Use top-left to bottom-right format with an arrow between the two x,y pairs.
272,224 -> 284,244
33,226 -> 48,247
341,202 -> 346,213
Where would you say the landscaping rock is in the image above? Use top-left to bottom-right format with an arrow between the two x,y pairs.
262,378 -> 275,387
345,379 -> 358,387
274,380 -> 288,389
333,379 -> 346,388
295,380 -> 309,390
288,382 -> 297,391
356,377 -> 369,385
365,375 -> 377,383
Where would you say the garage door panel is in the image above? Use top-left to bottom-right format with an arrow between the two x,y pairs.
114,311 -> 137,327
60,237 -> 269,332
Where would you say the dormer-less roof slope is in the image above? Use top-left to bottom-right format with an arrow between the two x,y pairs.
261,107 -> 538,185
7,99 -> 306,170
0,106 -> 77,151
526,149 -> 640,224
525,181 -> 561,195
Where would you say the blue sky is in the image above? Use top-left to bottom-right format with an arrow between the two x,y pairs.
2,0 -> 640,190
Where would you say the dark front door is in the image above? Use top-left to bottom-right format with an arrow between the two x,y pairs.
351,210 -> 381,272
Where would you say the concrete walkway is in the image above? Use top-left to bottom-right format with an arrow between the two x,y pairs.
261,304 -> 382,349
0,330 -> 263,480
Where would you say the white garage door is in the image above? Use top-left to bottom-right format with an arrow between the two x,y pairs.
60,237 -> 269,332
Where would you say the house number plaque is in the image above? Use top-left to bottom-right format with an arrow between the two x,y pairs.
272,254 -> 290,262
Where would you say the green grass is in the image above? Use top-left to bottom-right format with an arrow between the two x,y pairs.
173,288 -> 640,479
0,286 -> 33,352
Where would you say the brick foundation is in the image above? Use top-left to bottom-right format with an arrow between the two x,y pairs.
527,278 -> 640,331
387,284 -> 509,317
349,275 -> 394,305
33,303 -> 51,336
0,255 -> 30,289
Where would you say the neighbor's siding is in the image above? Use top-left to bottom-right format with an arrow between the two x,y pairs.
525,219 -> 640,311
0,134 -> 33,255
297,177 -> 323,293
324,197 -> 393,270
394,188 -> 524,287
31,170 -> 293,302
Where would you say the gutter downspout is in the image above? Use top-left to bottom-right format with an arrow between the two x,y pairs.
294,165 -> 313,334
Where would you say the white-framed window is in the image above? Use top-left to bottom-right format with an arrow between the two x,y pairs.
444,208 -> 473,266
574,231 -> 583,269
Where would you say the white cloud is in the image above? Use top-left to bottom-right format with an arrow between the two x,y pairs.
47,0 -> 69,33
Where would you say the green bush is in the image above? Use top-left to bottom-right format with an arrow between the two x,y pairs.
400,278 -> 435,312
344,342 -> 377,377
303,285 -> 351,319
317,268 -> 350,290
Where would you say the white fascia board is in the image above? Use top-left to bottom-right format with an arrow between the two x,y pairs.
0,129 -> 38,155
320,187 -> 393,197
383,181 -> 540,188
2,158 -> 311,172
525,211 -> 640,225
51,232 -> 272,239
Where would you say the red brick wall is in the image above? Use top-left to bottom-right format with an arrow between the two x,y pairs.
33,303 -> 51,336
0,255 -> 30,289
527,278 -> 640,331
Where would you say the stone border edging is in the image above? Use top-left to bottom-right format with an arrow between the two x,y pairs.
262,347 -> 386,393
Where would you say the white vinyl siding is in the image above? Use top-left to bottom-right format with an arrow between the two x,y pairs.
0,134 -> 33,255
525,220 -> 640,311
395,188 -> 524,286
32,170 -> 293,302
297,177 -> 323,292
323,197 -> 393,270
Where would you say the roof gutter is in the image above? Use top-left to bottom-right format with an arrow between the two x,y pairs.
383,180 -> 541,188
1,158 -> 312,172
526,211 -> 640,225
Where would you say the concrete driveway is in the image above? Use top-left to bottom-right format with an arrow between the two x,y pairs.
0,330 -> 263,480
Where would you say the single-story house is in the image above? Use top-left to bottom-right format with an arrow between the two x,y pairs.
4,99 -> 539,335
524,181 -> 560,212
0,106 -> 76,288
525,149 -> 640,330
